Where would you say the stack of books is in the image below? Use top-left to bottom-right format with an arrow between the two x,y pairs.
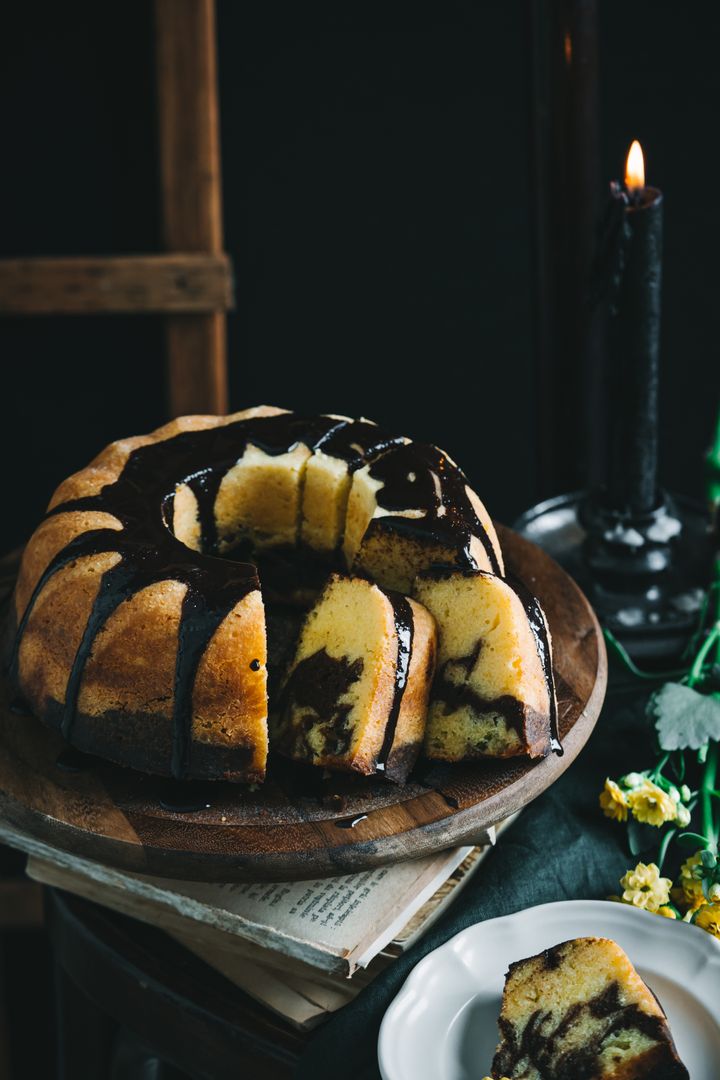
0,818 -> 510,1030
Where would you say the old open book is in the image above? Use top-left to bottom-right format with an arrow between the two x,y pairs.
1,819 -> 510,1029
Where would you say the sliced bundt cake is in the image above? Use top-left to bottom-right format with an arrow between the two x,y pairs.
273,573 -> 437,781
413,568 -> 557,760
343,441 -> 504,593
9,406 -> 518,782
490,937 -> 689,1079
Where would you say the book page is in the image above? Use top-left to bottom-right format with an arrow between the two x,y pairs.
3,820 -> 472,974
176,849 -> 471,970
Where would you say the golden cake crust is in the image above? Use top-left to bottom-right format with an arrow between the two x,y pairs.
12,410 -> 271,782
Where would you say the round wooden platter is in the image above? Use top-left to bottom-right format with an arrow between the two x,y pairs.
0,526 -> 607,882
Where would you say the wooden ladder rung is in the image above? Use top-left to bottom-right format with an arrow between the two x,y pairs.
0,254 -> 233,316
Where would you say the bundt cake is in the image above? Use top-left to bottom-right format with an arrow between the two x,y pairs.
414,568 -> 558,760
273,573 -> 437,782
7,405 -> 557,782
490,937 -> 689,1079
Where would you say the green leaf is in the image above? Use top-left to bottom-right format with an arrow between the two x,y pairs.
676,831 -> 713,849
650,683 -> 720,751
627,818 -> 657,856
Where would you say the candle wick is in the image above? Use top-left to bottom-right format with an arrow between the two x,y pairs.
625,183 -> 644,209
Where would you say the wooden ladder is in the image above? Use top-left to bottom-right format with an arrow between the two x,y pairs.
0,0 -> 232,417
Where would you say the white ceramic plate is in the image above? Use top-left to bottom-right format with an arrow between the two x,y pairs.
378,899 -> 720,1080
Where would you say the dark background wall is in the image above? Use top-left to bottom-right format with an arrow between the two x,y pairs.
1,1 -> 718,552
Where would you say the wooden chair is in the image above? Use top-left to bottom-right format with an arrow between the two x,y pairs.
0,0 -> 232,417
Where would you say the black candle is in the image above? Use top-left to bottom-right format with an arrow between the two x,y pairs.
603,141 -> 663,516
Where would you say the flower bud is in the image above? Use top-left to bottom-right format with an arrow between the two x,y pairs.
622,772 -> 644,789
675,804 -> 691,828
680,785 -> 691,803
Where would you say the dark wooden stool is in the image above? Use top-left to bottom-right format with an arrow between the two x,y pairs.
46,888 -> 308,1080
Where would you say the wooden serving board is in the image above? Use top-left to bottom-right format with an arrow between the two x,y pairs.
0,527 -> 606,881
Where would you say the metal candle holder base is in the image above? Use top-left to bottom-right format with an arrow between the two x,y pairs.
514,491 -> 712,661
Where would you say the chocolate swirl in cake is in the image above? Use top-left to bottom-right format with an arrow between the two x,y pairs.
279,648 -> 365,758
492,979 -> 681,1079
419,565 -> 561,756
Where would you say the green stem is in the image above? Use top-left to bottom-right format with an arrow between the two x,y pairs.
701,742 -> 719,852
687,623 -> 720,688
603,629 -> 688,682
650,753 -> 670,782
657,827 -> 677,874
683,581 -> 720,661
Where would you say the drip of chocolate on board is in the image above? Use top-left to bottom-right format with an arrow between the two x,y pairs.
334,814 -> 368,829
156,780 -> 214,813
55,746 -> 96,773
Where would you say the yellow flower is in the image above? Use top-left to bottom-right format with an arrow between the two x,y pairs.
619,862 -> 672,913
599,778 -> 629,822
679,852 -> 706,911
657,905 -> 678,919
693,902 -> 720,938
627,780 -> 677,827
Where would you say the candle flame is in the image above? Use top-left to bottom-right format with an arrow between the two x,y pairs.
625,140 -> 645,192
564,31 -> 572,65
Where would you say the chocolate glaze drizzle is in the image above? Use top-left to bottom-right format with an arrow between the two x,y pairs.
364,442 -> 502,576
313,418 -> 405,472
10,408 -> 549,781
508,573 -> 561,755
376,593 -> 414,774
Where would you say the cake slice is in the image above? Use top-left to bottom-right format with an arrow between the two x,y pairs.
170,405 -> 288,554
343,441 -> 504,594
272,573 -> 436,781
300,418 -> 406,553
413,568 -> 556,760
214,412 -> 346,552
490,937 -> 689,1079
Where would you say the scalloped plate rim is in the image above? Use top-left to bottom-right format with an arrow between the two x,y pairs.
378,898 -> 720,1080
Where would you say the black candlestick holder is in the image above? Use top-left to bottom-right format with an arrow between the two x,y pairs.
515,489 -> 712,661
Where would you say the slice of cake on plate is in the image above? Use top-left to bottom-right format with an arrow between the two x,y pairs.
489,937 -> 689,1079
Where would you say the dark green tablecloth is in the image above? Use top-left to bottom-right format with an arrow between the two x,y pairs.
295,679 -> 646,1080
